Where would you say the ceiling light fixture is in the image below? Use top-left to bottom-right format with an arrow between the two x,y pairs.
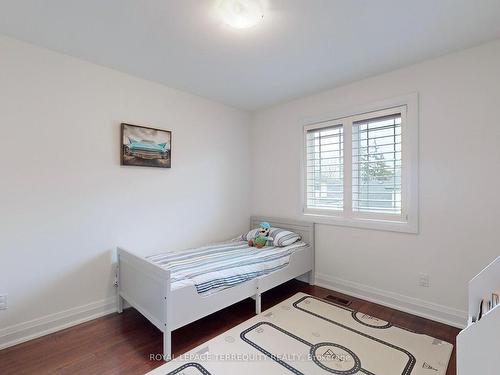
216,0 -> 264,29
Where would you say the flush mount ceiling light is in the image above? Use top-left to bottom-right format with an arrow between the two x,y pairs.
216,0 -> 264,29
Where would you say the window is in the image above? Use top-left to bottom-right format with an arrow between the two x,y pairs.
306,124 -> 344,211
303,95 -> 418,233
352,113 -> 401,216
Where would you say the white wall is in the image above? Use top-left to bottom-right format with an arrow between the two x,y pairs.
0,36 -> 251,347
251,39 -> 500,327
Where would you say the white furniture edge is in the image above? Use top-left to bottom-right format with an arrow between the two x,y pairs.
117,216 -> 315,360
457,256 -> 500,375
316,273 -> 467,328
466,255 -> 500,320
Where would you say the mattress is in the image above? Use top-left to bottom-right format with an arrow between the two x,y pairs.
146,240 -> 308,295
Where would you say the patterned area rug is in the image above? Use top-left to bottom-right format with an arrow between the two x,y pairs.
147,293 -> 453,374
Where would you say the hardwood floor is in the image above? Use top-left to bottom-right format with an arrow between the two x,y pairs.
0,280 -> 459,374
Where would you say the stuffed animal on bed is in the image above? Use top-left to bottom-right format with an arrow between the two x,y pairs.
248,222 -> 273,249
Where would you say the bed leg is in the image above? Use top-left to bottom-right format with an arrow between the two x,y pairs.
117,295 -> 123,313
115,263 -> 123,313
307,270 -> 315,286
163,329 -> 172,362
255,292 -> 262,315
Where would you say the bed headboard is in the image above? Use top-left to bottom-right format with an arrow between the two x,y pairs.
250,216 -> 315,248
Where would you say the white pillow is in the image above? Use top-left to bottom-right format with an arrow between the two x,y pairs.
240,228 -> 260,242
269,228 -> 302,246
241,227 -> 301,247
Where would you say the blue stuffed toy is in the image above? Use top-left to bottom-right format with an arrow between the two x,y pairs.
248,222 -> 273,249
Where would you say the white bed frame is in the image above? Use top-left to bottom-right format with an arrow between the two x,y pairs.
116,216 -> 315,360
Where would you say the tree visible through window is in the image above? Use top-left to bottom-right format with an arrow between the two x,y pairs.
352,114 -> 401,215
303,96 -> 418,232
304,105 -> 410,223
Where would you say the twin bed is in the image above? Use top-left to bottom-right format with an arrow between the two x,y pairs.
116,216 -> 315,359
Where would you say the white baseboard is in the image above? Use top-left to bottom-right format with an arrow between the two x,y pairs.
315,273 -> 467,329
0,297 -> 117,350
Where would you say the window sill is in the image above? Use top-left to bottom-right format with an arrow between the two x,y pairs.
303,212 -> 418,234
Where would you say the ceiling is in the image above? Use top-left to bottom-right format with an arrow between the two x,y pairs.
1,0 -> 500,110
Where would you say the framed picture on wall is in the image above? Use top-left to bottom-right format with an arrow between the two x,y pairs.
121,123 -> 172,168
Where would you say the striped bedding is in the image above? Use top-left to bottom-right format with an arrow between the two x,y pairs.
146,240 -> 307,295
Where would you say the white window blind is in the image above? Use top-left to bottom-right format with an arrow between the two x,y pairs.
305,124 -> 343,211
352,114 -> 402,215
303,94 -> 418,233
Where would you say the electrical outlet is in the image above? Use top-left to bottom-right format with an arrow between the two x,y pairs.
419,273 -> 430,287
0,294 -> 7,310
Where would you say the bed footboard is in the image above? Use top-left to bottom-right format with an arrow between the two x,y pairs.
117,247 -> 172,359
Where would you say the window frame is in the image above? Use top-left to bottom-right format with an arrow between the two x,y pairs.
304,120 -> 345,214
301,93 -> 419,233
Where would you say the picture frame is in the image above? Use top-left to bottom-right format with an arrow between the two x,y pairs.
120,123 -> 172,168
